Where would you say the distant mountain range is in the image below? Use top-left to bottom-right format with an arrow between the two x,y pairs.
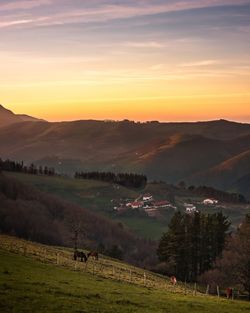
0,104 -> 249,199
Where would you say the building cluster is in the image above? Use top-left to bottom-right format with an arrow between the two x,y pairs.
184,198 -> 219,214
113,194 -> 176,217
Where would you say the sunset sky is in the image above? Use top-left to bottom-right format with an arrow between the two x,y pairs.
1,0 -> 250,122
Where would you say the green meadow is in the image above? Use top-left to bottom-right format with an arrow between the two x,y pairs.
0,235 -> 250,313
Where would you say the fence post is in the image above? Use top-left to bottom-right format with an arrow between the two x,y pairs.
184,281 -> 187,295
217,286 -> 220,298
206,284 -> 210,295
99,263 -> 103,274
74,261 -> 77,271
112,266 -> 115,278
56,253 -> 59,265
143,272 -> 146,286
194,283 -> 197,296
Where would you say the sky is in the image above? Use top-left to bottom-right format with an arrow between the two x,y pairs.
0,0 -> 250,122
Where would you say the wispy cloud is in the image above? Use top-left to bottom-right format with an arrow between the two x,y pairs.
0,0 -> 249,29
0,19 -> 33,28
122,41 -> 165,48
0,0 -> 51,11
180,60 -> 221,67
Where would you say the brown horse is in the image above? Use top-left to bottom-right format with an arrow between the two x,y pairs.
87,251 -> 99,260
170,276 -> 177,285
73,250 -> 87,262
226,288 -> 233,299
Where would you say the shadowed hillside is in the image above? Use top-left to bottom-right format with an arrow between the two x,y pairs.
0,173 -> 157,268
188,150 -> 250,191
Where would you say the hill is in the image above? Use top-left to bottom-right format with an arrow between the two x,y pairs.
0,173 -> 157,268
1,235 -> 249,313
0,115 -> 249,193
4,171 -> 250,240
0,104 -> 44,127
0,105 -> 249,197
188,150 -> 250,191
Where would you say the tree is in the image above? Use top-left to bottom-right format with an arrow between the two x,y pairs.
157,211 -> 230,282
200,215 -> 250,298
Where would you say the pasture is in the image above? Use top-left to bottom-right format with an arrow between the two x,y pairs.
1,235 -> 250,313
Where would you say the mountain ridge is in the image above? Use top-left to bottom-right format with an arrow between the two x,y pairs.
0,105 -> 249,198
0,104 -> 46,127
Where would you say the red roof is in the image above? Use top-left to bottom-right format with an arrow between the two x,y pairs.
131,201 -> 144,206
154,200 -> 170,206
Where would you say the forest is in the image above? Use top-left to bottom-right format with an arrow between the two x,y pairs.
75,171 -> 147,188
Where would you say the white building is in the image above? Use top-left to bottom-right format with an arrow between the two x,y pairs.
142,194 -> 153,202
203,199 -> 218,205
185,206 -> 199,214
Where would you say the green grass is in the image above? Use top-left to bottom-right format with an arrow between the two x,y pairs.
1,237 -> 250,313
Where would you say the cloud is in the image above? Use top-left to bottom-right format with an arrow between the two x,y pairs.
180,60 -> 221,67
0,0 -> 51,11
0,0 -> 249,29
122,41 -> 165,48
0,19 -> 33,28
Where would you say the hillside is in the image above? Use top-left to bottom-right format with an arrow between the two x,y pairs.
3,171 -> 171,240
188,150 -> 250,191
0,104 -> 44,127
1,235 -> 249,313
0,111 -> 249,197
0,173 -> 157,267
4,172 -> 250,239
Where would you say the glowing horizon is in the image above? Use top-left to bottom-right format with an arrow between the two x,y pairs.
1,0 -> 250,123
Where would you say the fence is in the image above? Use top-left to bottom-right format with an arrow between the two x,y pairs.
0,235 -> 245,299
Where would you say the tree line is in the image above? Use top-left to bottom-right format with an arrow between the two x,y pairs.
188,185 -> 247,203
0,158 -> 55,176
157,211 -> 230,282
75,171 -> 147,188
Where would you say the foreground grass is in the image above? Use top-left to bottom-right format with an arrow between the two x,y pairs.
1,249 -> 250,313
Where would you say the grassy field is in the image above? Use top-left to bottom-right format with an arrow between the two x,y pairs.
4,172 -> 250,239
4,172 -> 170,239
1,235 -> 250,313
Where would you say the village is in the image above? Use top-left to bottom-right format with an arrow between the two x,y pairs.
113,193 -> 219,218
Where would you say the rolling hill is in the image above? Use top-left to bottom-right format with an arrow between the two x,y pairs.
0,105 -> 249,197
188,150 -> 250,190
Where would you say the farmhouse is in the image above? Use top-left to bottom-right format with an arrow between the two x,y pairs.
142,194 -> 153,202
130,201 -> 144,209
203,198 -> 218,205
